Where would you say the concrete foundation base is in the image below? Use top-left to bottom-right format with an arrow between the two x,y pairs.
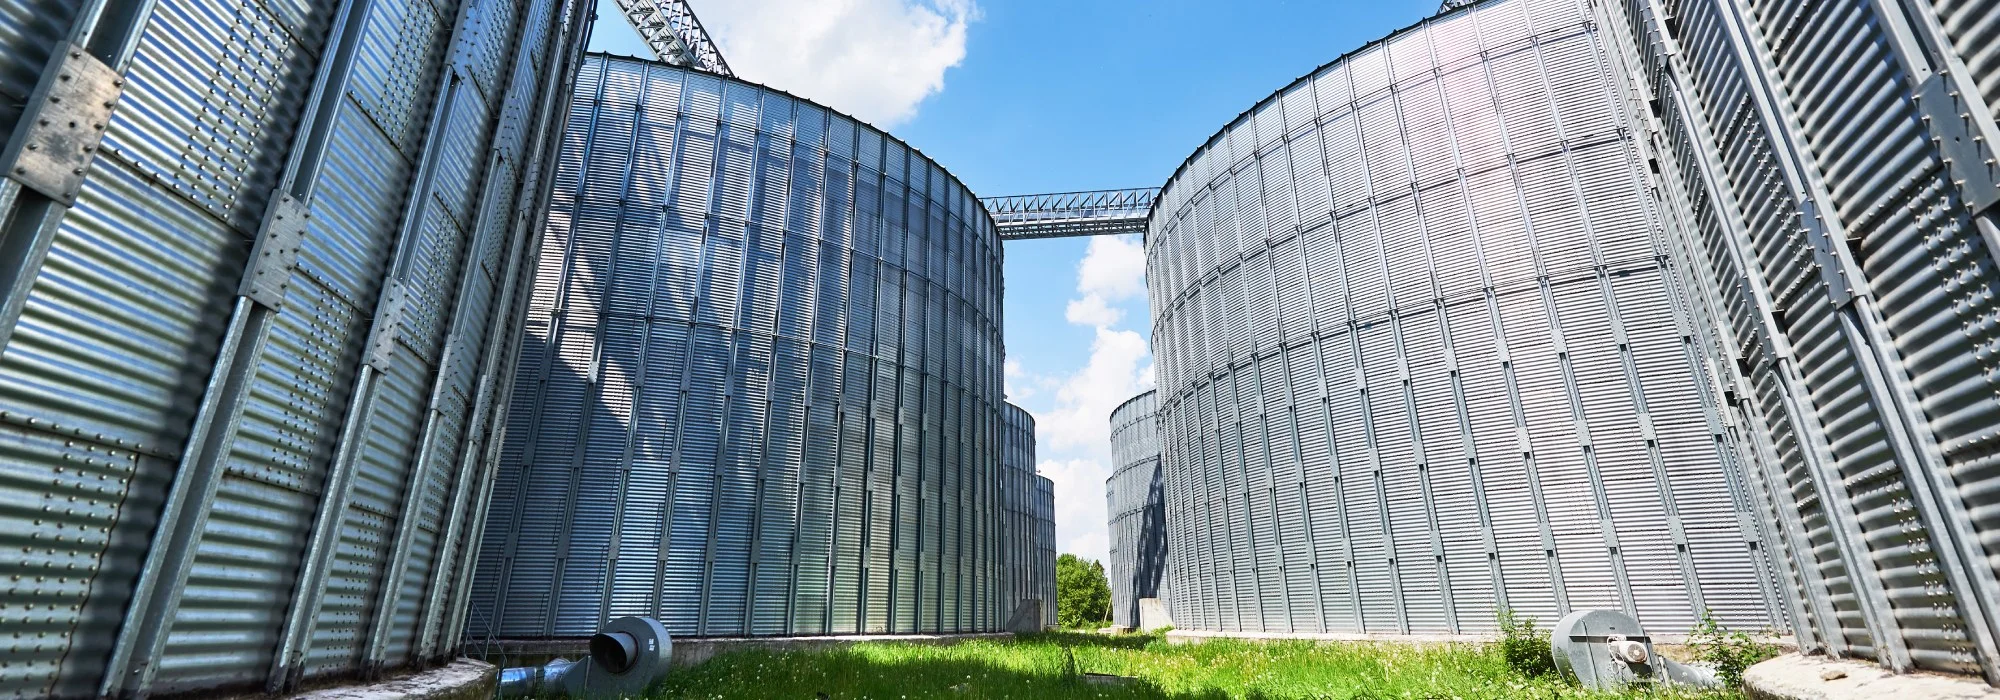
1745,654 -> 2000,700
287,659 -> 497,700
470,632 -> 1014,670
1138,599 -> 1173,632
1164,629 -> 1488,645
1161,629 -> 1791,649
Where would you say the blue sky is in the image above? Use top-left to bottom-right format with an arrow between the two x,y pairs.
591,0 -> 1439,562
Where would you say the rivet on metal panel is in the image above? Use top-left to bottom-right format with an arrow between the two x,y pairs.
1796,201 -> 1855,307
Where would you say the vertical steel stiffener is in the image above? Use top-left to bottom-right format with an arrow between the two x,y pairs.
465,55 -> 1012,639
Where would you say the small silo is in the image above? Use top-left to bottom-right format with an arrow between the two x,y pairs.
1107,390 -> 1166,629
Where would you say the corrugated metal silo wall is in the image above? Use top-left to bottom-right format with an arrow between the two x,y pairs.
1146,0 -> 1787,636
0,0 -> 592,695
1107,390 -> 1164,629
1033,475 -> 1057,629
466,55 -> 1010,639
1000,402 -> 1046,623
1597,0 -> 2000,681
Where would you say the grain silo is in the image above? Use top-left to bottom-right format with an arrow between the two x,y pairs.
1107,390 -> 1166,629
1033,473 -> 1057,629
999,402 -> 1056,627
1146,0 -> 1785,636
467,55 -> 1011,639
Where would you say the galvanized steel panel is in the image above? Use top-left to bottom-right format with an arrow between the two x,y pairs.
1604,0 -> 2000,680
0,0 -> 592,693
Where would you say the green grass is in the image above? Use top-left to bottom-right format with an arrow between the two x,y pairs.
649,632 -> 1741,699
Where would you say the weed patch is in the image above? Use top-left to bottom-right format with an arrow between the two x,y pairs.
1498,608 -> 1556,678
1688,611 -> 1778,688
647,631 -> 1744,699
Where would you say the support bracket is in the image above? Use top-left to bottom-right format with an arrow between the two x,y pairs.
1916,73 -> 2000,214
1797,200 -> 1856,308
240,193 -> 309,310
0,44 -> 121,205
368,279 -> 406,372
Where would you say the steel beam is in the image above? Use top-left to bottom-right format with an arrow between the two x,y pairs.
267,0 -> 489,682
613,0 -> 732,75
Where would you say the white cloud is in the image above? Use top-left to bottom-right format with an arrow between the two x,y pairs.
1060,233 -> 1146,342
1040,233 -> 1154,453
1040,457 -> 1112,564
1038,327 -> 1152,454
1075,234 -> 1147,300
1064,294 -> 1123,327
1004,358 -> 1037,401
690,0 -> 976,127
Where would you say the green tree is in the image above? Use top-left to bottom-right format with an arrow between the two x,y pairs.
1055,553 -> 1111,629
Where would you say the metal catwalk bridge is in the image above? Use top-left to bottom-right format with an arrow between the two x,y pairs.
981,188 -> 1156,240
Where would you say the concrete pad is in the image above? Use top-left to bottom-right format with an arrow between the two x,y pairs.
1138,599 -> 1173,632
472,632 -> 1014,670
1745,654 -> 2000,700
287,659 -> 496,700
1162,629 -> 1793,651
1165,629 -> 1488,645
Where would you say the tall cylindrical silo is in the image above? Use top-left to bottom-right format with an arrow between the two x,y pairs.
1000,402 -> 1050,625
1034,474 -> 1058,629
1147,0 -> 1784,636
469,55 -> 1009,639
1107,390 -> 1166,629
0,0 -> 592,695
1599,0 -> 2000,681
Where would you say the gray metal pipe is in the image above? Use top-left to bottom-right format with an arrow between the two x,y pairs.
497,617 -> 674,698
498,659 -> 581,698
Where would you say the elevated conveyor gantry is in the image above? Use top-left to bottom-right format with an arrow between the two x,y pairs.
981,188 -> 1156,240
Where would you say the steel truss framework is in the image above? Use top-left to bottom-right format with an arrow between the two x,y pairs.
982,188 -> 1156,240
614,0 -> 732,75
